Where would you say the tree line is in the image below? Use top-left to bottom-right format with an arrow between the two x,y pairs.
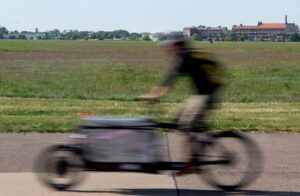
0,26 -> 152,41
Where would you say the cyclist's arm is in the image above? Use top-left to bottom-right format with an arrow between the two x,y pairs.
141,65 -> 178,100
140,86 -> 170,100
159,59 -> 182,88
141,56 -> 184,100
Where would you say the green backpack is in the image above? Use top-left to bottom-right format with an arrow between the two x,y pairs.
190,49 -> 225,86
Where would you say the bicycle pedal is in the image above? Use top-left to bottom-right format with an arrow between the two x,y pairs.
175,165 -> 201,176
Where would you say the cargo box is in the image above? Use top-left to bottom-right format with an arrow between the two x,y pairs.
77,117 -> 163,163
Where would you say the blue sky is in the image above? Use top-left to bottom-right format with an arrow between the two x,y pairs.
1,0 -> 299,32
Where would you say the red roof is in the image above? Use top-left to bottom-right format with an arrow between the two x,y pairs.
258,23 -> 286,29
233,23 -> 286,30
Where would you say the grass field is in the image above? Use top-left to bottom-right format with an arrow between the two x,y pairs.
0,40 -> 300,132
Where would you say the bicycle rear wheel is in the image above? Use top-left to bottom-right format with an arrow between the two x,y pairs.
200,131 -> 262,191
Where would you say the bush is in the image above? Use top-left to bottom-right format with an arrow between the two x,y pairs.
18,35 -> 27,40
142,34 -> 151,41
290,33 -> 300,42
192,34 -> 202,41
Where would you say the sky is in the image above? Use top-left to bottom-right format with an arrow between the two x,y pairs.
1,0 -> 300,33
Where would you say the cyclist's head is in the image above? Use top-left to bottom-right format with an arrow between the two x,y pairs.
161,32 -> 188,54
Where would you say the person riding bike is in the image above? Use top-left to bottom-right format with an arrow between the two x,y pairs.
142,32 -> 224,131
141,33 -> 224,174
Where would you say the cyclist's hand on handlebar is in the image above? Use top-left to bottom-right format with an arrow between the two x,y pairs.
140,94 -> 160,104
140,86 -> 169,104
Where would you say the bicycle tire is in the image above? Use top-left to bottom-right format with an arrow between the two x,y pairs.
200,131 -> 262,191
34,145 -> 85,191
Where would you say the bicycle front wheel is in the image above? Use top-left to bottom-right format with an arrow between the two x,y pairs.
34,145 -> 86,191
200,131 -> 262,191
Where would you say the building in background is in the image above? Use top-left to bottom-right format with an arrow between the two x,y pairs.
22,32 -> 45,40
183,26 -> 229,41
183,15 -> 299,41
232,15 -> 299,41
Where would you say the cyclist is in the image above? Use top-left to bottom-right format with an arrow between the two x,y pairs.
141,32 -> 224,174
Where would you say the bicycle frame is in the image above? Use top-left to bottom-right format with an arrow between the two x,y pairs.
35,117 -> 261,191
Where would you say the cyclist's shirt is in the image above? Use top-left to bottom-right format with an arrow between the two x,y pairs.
160,49 -> 224,95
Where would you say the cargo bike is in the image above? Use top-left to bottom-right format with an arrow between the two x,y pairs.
35,109 -> 262,191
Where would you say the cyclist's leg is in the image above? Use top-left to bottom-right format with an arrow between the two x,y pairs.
178,93 -> 218,156
177,95 -> 210,130
176,94 -> 217,175
178,93 -> 218,132
175,95 -> 209,175
190,92 -> 219,131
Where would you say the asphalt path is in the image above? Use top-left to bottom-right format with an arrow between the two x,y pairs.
0,132 -> 300,196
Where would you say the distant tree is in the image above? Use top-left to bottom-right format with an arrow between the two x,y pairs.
219,31 -> 226,41
96,31 -> 113,40
53,29 -> 62,39
104,33 -> 113,40
156,33 -> 167,41
44,29 -> 62,39
192,34 -> 202,41
0,26 -> 7,39
128,35 -> 137,40
223,35 -> 232,41
97,34 -> 105,40
44,32 -> 50,40
259,36 -> 265,42
142,34 -> 151,41
290,33 -> 300,42
65,30 -> 80,40
270,37 -> 276,42
93,31 -> 104,40
18,34 -> 27,40
21,31 -> 30,34
231,33 -> 238,41
129,32 -> 142,40
79,31 -> 89,39
113,30 -> 130,39
0,26 -> 9,34
72,32 -> 80,40
9,35 -> 16,39
240,34 -> 248,41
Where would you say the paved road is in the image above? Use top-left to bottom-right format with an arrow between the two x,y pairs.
0,133 -> 300,195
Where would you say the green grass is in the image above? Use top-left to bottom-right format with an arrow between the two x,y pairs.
0,40 -> 155,52
1,40 -> 300,102
0,40 -> 300,132
0,97 -> 299,132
